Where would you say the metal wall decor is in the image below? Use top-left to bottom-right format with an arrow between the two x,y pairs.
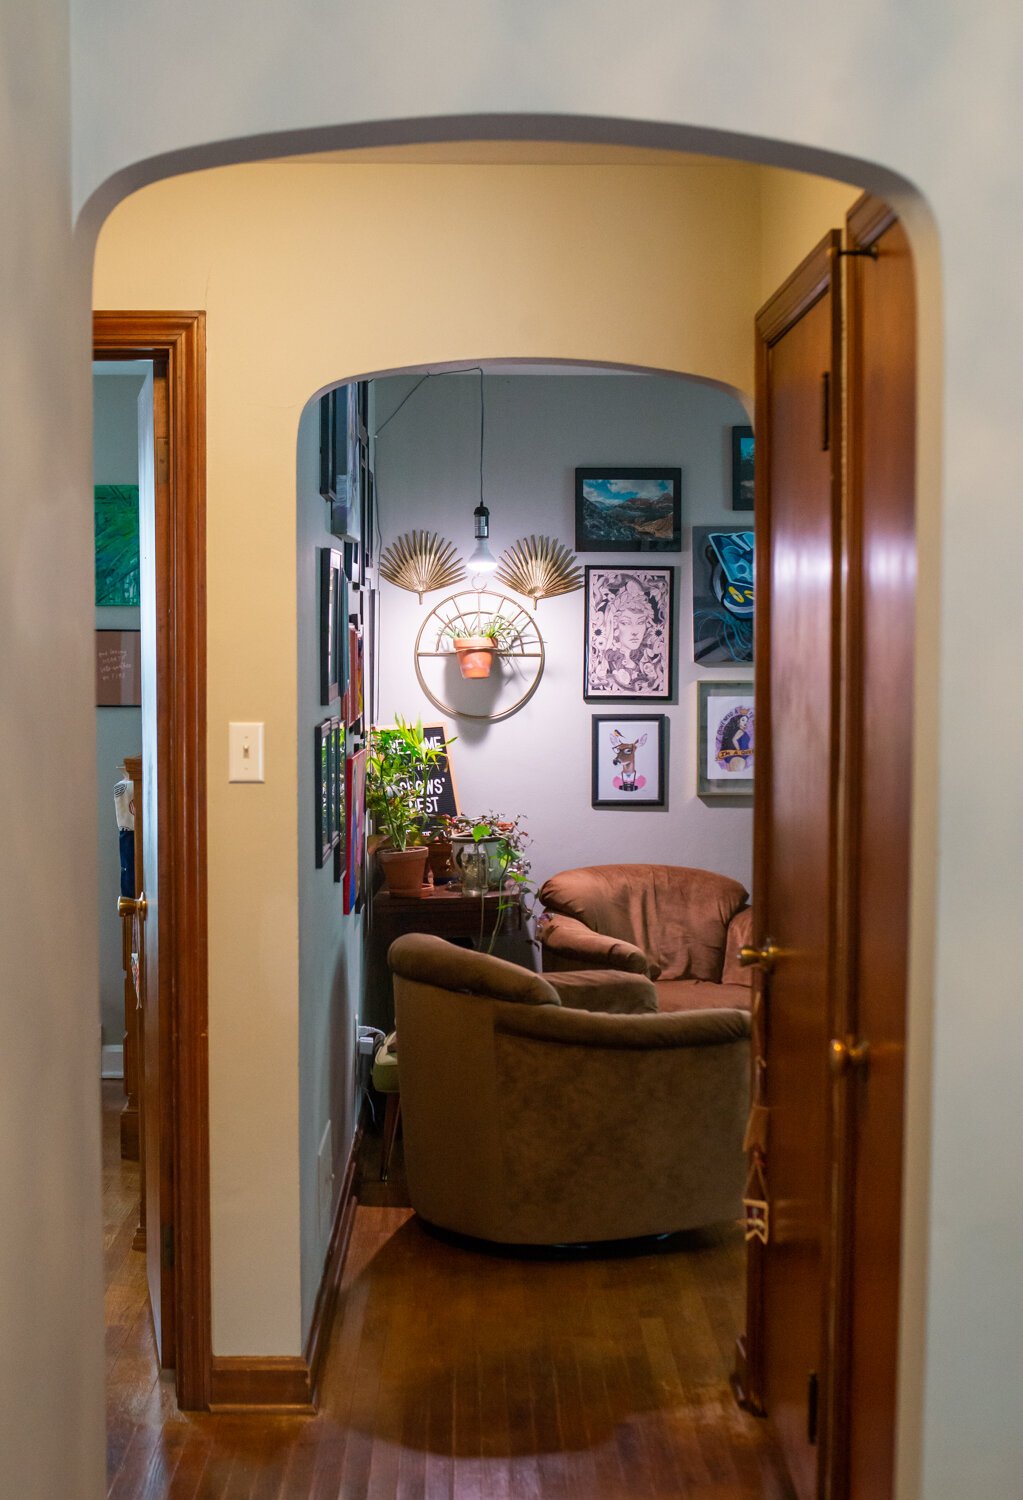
414,587 -> 545,722
495,534 -> 583,605
379,530 -> 467,603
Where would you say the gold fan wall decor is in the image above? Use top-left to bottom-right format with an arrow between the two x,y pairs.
379,530 -> 467,603
495,534 -> 584,605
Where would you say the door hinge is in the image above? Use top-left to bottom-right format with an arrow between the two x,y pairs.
163,1224 -> 175,1270
821,372 -> 831,452
807,1370 -> 819,1445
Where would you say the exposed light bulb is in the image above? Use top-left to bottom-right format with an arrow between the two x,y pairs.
468,538 -> 497,573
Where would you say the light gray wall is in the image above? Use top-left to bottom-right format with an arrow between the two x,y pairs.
375,373 -> 753,901
296,401 -> 366,1341
93,371 -> 145,1050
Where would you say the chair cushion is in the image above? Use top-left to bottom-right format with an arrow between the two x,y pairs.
388,932 -> 559,1005
546,970 -> 659,1014
538,864 -> 749,982
655,979 -> 753,1014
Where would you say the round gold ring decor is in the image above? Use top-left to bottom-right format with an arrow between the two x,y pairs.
414,588 -> 545,723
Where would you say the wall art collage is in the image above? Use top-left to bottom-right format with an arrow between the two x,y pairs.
315,380 -> 377,911
576,435 -> 754,807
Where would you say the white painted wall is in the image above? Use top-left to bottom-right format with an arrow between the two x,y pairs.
93,370 -> 144,1052
375,371 -> 754,901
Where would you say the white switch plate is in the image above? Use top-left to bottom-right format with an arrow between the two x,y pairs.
228,721 -> 265,782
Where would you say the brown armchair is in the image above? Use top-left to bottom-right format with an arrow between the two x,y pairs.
388,933 -> 750,1245
538,864 -> 753,1013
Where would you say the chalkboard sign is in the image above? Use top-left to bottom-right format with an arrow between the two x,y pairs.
418,723 -> 459,822
96,630 -> 141,706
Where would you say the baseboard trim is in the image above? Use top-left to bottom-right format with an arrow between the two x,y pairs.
101,1044 -> 124,1079
305,1115 -> 364,1400
207,1115 -> 364,1413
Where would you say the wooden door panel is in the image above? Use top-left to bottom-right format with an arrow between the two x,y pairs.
840,208 -> 916,1500
755,234 -> 841,1500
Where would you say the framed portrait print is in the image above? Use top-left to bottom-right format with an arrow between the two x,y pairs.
583,564 -> 675,702
731,425 -> 755,510
591,715 -> 667,809
697,680 -> 754,795
575,467 -> 682,552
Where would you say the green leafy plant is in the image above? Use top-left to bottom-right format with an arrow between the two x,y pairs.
365,717 -> 446,852
442,811 -> 534,951
442,612 -> 519,647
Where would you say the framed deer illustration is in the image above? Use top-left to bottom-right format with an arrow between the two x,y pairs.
591,715 -> 667,809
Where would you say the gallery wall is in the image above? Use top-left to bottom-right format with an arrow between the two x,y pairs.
375,371 -> 755,901
93,369 -> 145,1060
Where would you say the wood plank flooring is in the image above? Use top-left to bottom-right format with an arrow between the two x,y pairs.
103,1084 -> 794,1498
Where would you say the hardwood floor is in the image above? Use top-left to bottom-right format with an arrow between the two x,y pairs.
103,1084 -> 794,1498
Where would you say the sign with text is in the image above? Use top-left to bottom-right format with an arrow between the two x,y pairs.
379,722 -> 459,821
96,630 -> 142,707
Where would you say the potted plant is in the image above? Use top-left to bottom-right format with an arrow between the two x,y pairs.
441,812 -> 534,950
444,613 -> 518,679
365,717 -> 445,895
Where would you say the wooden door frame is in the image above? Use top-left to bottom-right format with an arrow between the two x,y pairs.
94,311 -> 211,1410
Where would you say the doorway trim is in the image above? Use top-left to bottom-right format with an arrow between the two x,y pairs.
94,310 -> 210,1410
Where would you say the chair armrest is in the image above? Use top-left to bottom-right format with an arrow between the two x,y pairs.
546,969 -> 658,1014
496,1001 -> 750,1050
537,913 -> 658,978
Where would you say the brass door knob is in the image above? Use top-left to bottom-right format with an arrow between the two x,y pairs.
739,939 -> 780,972
829,1037 -> 870,1076
117,892 -> 148,921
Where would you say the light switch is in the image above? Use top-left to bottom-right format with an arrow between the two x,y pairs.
229,721 -> 265,783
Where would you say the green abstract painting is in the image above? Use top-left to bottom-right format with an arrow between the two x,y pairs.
94,485 -> 140,606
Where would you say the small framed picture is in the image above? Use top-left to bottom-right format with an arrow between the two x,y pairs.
575,467 -> 682,552
584,564 -> 675,702
591,715 -> 667,809
315,718 -> 335,867
320,547 -> 343,705
95,629 -> 142,706
697,681 -> 754,796
331,718 -> 345,881
693,526 -> 754,667
731,426 -> 755,511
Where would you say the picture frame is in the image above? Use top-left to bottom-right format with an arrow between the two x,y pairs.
343,747 -> 368,914
315,718 -> 335,867
575,467 -> 682,552
583,564 -> 675,702
692,526 -> 755,666
697,680 -> 755,796
94,484 -> 141,606
591,714 -> 667,809
95,629 -> 142,707
320,547 -> 345,706
731,425 -> 755,511
331,718 -> 345,880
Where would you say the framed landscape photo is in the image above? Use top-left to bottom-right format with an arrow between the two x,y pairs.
731,425 -> 755,511
584,564 -> 675,702
591,714 -> 667,809
575,467 -> 682,552
697,680 -> 755,796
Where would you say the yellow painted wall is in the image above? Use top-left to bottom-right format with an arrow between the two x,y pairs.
93,155 -> 856,1355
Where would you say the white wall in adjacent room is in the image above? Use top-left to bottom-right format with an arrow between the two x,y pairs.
374,371 -> 754,900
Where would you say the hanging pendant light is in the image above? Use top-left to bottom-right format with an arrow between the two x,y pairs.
468,370 -> 497,573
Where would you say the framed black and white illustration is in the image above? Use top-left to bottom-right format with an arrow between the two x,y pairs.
697,680 -> 754,796
575,467 -> 682,552
731,425 -> 755,510
583,564 -> 675,702
591,715 -> 667,809
320,546 -> 343,705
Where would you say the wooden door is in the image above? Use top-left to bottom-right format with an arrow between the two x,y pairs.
138,361 -> 176,1368
824,200 -> 916,1499
752,232 -> 843,1500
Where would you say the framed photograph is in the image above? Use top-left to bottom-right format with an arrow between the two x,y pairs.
693,526 -> 755,666
330,720 -> 346,882
583,564 -> 675,702
320,547 -> 343,705
731,425 -> 755,511
697,681 -> 755,796
343,747 -> 368,914
575,467 -> 682,552
315,718 -> 335,867
95,629 -> 142,707
591,715 -> 667,809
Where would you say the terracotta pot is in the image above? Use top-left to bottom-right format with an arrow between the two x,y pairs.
453,636 -> 495,679
426,839 -> 454,885
378,845 -> 429,895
